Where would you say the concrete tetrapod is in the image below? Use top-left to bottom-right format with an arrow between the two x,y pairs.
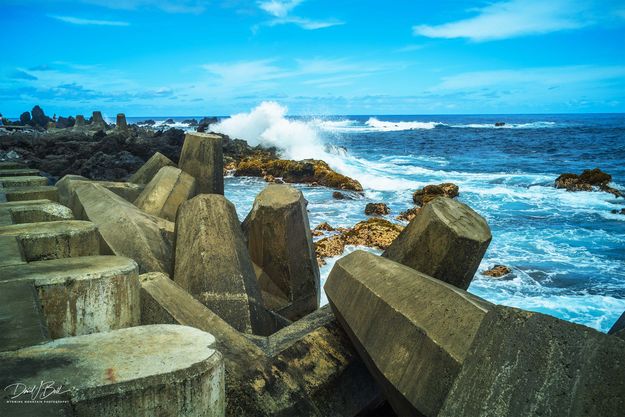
140,272 -> 380,417
609,311 -> 625,340
128,151 -> 176,184
0,200 -> 74,226
383,197 -> 491,290
56,174 -> 144,206
325,251 -> 625,417
174,194 -> 270,334
0,325 -> 225,417
243,184 -> 320,320
135,166 -> 197,222
178,132 -> 224,194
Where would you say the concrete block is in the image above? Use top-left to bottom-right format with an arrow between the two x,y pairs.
243,184 -> 320,320
0,235 -> 25,267
71,182 -> 172,273
174,194 -> 269,334
609,311 -> 625,340
2,186 -> 59,202
56,174 -> 144,207
0,220 -> 99,261
90,110 -> 106,130
116,113 -> 127,130
135,166 -> 197,221
0,280 -> 49,352
128,151 -> 175,184
0,168 -> 40,177
0,325 -> 225,417
0,200 -> 73,226
383,197 -> 492,290
179,132 -> 223,194
1,256 -> 140,339
0,161 -> 26,170
0,175 -> 48,188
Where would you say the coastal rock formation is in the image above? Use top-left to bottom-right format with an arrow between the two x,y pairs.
326,251 -> 625,417
483,264 -> 512,278
56,115 -> 75,129
30,105 -> 51,128
243,184 -> 320,320
555,168 -> 622,197
396,206 -> 421,222
365,202 -> 390,216
128,151 -> 176,184
236,158 -> 363,191
134,166 -> 197,221
383,197 -> 491,290
179,132 -> 224,194
413,182 -> 459,206
174,194 -> 270,334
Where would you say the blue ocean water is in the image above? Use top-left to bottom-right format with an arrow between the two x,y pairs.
134,112 -> 625,332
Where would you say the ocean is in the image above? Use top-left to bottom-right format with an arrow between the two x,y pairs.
127,108 -> 625,332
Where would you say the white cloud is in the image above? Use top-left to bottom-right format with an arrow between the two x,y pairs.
81,0 -> 210,14
49,15 -> 130,26
258,0 -> 303,18
256,0 -> 343,30
413,0 -> 589,41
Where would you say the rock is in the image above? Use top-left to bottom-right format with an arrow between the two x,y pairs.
412,183 -> 459,206
482,264 -> 512,278
243,184 -> 320,320
326,251 -> 625,417
183,118 -> 198,126
315,235 -> 346,266
56,115 -> 75,128
608,311 -> 625,340
333,191 -> 346,199
179,132 -> 224,194
198,116 -> 218,132
365,202 -> 390,216
128,151 -> 176,184
396,207 -> 421,222
134,166 -> 197,222
612,208 -> 625,215
30,105 -> 50,128
263,174 -> 276,182
139,119 -> 155,126
90,110 -> 107,130
164,118 -> 175,124
383,197 -> 491,290
77,150 -> 144,180
174,194 -> 270,334
0,325 -> 225,417
495,122 -> 505,127
116,113 -> 128,130
555,168 -> 622,197
315,221 -> 335,232
236,158 -> 363,191
70,182 -> 173,274
19,111 -> 31,125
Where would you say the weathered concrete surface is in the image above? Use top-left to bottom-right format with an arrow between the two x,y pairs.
243,184 -> 320,320
0,175 -> 48,188
179,132 -> 224,194
439,306 -> 625,417
2,185 -> 59,202
0,200 -> 73,226
325,250 -> 491,417
383,197 -> 492,290
71,182 -> 172,273
56,174 -> 145,206
1,256 -> 140,339
0,168 -> 40,177
0,235 -> 25,267
609,310 -> 625,340
91,110 -> 106,130
135,166 -> 197,221
116,113 -> 127,130
0,280 -> 49,352
174,195 -> 269,334
327,251 -> 625,417
0,220 -> 99,261
0,325 -> 225,417
140,272 -> 380,417
0,161 -> 26,170
128,151 -> 175,184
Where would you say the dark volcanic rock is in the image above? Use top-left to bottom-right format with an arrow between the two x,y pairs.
30,105 -> 51,128
19,111 -> 31,125
365,202 -> 390,216
182,119 -> 198,126
198,116 -> 218,132
56,116 -> 75,129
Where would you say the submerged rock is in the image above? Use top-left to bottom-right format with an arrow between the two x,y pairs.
413,183 -> 460,206
396,207 -> 421,222
555,168 -> 622,197
483,264 -> 512,278
365,202 -> 390,216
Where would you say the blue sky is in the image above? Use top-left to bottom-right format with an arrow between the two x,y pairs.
2,0 -> 625,116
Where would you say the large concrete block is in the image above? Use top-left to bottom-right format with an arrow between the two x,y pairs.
609,311 -> 625,340
57,174 -> 145,206
0,325 -> 225,417
383,197 -> 492,290
116,113 -> 127,130
2,185 -> 59,202
0,220 -> 99,261
0,280 -> 49,352
243,184 -> 320,320
1,256 -> 140,339
71,182 -> 173,274
140,272 -> 379,417
91,110 -> 106,130
179,132 -> 224,194
174,194 -> 269,334
326,251 -> 625,417
0,175 -> 48,187
0,200 -> 73,226
0,235 -> 25,267
0,168 -> 40,177
128,151 -> 175,184
0,161 -> 26,170
135,166 -> 197,221
325,250 -> 490,417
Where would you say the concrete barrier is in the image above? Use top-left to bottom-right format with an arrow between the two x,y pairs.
57,175 -> 144,206
179,132 -> 223,194
0,176 -> 48,188
135,166 -> 197,221
128,152 -> 175,184
0,168 -> 40,177
2,185 -> 59,202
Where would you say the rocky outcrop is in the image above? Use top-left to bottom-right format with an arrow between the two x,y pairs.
396,206 -> 421,222
365,202 -> 390,216
243,184 -> 320,320
482,264 -> 512,278
383,197 -> 491,290
413,183 -> 459,206
555,168 -> 622,197
236,158 -> 363,191
30,105 -> 51,128
56,115 -> 75,129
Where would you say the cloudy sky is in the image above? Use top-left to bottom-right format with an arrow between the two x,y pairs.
2,0 -> 625,116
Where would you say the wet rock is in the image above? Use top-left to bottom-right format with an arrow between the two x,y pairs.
182,118 -> 198,126
495,122 -> 505,127
396,207 -> 421,222
555,168 -> 622,197
482,264 -> 512,278
365,202 -> 390,216
179,132 -> 224,194
164,118 -> 175,124
383,197 -> 491,290
56,115 -> 75,129
236,158 -> 363,191
413,183 -> 459,206
333,191 -> 346,199
19,111 -> 31,125
30,105 -> 51,128
198,116 -> 218,132
315,221 -> 335,232
612,208 -> 625,215
243,184 -> 320,320
134,166 -> 197,222
315,235 -> 346,266
128,151 -> 176,184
